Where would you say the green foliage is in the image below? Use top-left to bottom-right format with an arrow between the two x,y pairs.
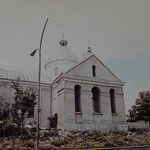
11,81 -> 37,128
127,90 -> 150,124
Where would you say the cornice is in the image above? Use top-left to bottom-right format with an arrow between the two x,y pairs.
63,74 -> 125,87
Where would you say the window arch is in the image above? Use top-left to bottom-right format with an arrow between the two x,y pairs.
110,89 -> 116,113
74,85 -> 81,112
91,87 -> 101,113
92,65 -> 96,77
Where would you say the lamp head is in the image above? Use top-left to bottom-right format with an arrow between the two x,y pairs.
30,49 -> 38,56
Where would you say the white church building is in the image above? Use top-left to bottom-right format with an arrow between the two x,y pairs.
0,38 -> 127,132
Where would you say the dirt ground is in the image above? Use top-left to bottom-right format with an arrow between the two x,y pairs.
1,129 -> 150,150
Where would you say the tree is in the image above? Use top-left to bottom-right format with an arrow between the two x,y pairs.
127,90 -> 150,124
11,81 -> 37,128
0,98 -> 10,121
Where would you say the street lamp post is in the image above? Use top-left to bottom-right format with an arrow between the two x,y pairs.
30,18 -> 49,150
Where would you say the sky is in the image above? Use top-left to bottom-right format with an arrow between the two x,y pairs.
0,0 -> 150,113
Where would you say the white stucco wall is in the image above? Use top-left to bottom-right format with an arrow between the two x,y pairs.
0,54 -> 128,131
67,55 -> 121,82
0,79 -> 51,128
53,55 -> 127,131
61,79 -> 127,131
40,86 -> 51,127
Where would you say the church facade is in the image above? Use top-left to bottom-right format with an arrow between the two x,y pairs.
0,38 -> 127,131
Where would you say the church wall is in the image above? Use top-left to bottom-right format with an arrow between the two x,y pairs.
51,79 -> 66,129
45,60 -> 78,80
57,80 -> 65,130
52,84 -> 59,115
40,86 -> 51,127
57,91 -> 65,130
67,56 -> 120,82
63,79 -> 127,131
0,79 -> 51,128
0,80 -> 11,103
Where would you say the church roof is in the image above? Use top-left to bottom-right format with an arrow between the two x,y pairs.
44,39 -> 79,68
0,69 -> 51,84
66,54 -> 123,83
51,54 -> 124,86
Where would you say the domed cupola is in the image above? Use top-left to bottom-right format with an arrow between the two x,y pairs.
44,36 -> 79,80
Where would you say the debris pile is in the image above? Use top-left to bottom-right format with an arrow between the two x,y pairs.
0,128 -> 150,149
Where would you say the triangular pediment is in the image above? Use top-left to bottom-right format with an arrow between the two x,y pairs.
66,55 -> 123,83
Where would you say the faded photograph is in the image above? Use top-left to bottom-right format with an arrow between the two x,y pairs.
0,0 -> 150,149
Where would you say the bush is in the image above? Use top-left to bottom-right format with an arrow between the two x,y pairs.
126,118 -> 136,122
0,122 -> 19,137
0,127 -> 5,137
128,127 -> 149,134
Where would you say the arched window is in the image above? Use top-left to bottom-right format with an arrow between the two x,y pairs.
91,87 -> 101,113
110,89 -> 116,113
74,85 -> 81,112
92,65 -> 96,77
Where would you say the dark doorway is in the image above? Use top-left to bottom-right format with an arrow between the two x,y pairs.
74,85 -> 81,112
91,87 -> 100,113
110,89 -> 116,113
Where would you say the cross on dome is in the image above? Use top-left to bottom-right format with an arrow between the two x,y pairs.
59,33 -> 68,46
87,40 -> 92,55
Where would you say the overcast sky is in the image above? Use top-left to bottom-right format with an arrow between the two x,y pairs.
0,0 -> 150,113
